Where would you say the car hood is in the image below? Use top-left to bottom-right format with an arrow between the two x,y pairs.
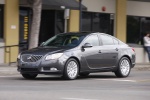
21,46 -> 73,55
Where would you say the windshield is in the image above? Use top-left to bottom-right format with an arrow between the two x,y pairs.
42,34 -> 86,47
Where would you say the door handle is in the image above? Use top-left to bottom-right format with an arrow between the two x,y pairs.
99,50 -> 101,53
115,48 -> 119,51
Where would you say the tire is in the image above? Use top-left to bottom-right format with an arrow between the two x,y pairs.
63,58 -> 79,80
22,74 -> 38,79
115,57 -> 131,78
79,72 -> 90,77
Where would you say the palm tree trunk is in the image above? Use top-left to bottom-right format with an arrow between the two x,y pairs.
29,0 -> 42,49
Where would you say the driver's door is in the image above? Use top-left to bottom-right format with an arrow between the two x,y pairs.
81,35 -> 102,69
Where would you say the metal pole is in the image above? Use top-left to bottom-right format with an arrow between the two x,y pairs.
9,47 -> 11,65
79,0 -> 82,32
64,19 -> 67,33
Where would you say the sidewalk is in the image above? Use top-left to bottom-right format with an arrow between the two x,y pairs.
0,63 -> 18,76
0,63 -> 149,76
133,63 -> 150,71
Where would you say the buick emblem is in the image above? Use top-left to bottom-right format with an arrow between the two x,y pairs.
27,56 -> 32,60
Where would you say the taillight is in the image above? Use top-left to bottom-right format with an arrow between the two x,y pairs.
132,48 -> 135,52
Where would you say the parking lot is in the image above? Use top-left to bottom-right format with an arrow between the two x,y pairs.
0,69 -> 150,100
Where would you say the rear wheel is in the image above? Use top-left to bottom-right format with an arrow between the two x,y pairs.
22,74 -> 38,79
115,57 -> 131,78
63,58 -> 79,80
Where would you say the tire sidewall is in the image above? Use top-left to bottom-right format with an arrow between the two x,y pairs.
22,74 -> 37,79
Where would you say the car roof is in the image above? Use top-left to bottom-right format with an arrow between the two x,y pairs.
59,32 -> 106,36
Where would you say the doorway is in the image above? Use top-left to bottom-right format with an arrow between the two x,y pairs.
39,10 -> 64,44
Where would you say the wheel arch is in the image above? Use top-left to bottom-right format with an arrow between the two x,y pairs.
68,56 -> 81,71
114,55 -> 132,77
114,55 -> 132,71
120,55 -> 132,64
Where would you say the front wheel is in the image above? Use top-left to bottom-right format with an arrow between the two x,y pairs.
115,57 -> 131,78
63,58 -> 79,80
21,74 -> 38,79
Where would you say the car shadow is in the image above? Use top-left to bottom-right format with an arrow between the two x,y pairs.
15,74 -> 117,81
77,74 -> 117,80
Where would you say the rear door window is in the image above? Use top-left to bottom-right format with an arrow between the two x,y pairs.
100,35 -> 114,45
113,38 -> 119,45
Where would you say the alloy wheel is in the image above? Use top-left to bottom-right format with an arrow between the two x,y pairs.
63,58 -> 79,80
120,59 -> 130,76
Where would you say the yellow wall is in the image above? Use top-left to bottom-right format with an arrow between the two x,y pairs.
68,10 -> 79,32
116,0 -> 127,42
4,0 -> 19,63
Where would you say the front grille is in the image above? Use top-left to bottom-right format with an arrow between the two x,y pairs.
21,54 -> 43,62
21,68 -> 39,72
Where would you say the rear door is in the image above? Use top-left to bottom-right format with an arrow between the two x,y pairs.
98,34 -> 119,67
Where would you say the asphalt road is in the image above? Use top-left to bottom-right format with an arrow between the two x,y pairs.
0,70 -> 150,100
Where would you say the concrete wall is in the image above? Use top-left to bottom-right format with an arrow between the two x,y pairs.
127,1 -> 150,17
82,0 -> 150,16
134,48 -> 149,63
0,0 -> 5,4
82,0 -> 116,13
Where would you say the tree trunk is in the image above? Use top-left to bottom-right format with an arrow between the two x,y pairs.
29,0 -> 42,49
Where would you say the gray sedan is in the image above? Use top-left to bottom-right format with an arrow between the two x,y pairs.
17,32 -> 136,80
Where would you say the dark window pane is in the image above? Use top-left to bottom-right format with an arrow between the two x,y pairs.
100,35 -> 114,45
99,14 -> 110,34
92,13 -> 100,32
56,10 -> 64,35
141,18 -> 150,32
82,12 -> 92,31
0,5 -> 3,39
39,10 -> 56,44
84,35 -> 99,46
82,12 -> 113,36
127,16 -> 140,44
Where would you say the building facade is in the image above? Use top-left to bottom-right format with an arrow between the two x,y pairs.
0,0 -> 150,64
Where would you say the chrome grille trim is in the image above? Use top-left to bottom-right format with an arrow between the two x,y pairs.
21,54 -> 43,62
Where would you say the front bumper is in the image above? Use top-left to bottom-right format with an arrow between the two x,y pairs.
17,57 -> 67,75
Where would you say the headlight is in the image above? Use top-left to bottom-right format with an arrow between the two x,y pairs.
45,53 -> 63,60
17,53 -> 21,59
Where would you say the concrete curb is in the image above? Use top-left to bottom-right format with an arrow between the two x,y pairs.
133,63 -> 150,71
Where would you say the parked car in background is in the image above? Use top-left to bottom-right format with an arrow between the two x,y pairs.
17,32 -> 136,80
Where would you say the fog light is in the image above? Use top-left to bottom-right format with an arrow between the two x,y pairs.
50,68 -> 57,71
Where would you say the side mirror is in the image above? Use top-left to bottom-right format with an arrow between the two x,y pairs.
40,42 -> 45,46
82,43 -> 93,48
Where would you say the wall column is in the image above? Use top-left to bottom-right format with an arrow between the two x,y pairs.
68,10 -> 79,32
116,0 -> 127,42
4,0 -> 19,63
